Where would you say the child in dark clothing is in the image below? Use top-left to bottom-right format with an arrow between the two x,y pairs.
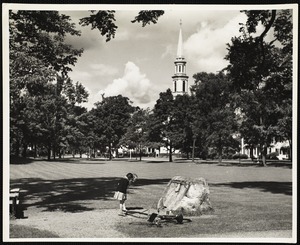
114,173 -> 137,216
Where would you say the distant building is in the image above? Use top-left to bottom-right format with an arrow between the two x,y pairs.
239,138 -> 290,160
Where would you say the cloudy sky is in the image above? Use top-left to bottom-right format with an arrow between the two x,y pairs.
59,6 -> 273,110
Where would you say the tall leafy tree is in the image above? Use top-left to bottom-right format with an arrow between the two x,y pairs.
9,10 -> 165,159
191,72 -> 239,163
149,89 -> 174,162
63,78 -> 89,158
225,10 -> 293,165
92,95 -> 135,160
172,94 -> 194,159
120,108 -> 151,161
9,10 -> 86,159
149,89 -> 193,162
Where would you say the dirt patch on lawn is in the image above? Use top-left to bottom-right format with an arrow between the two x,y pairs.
10,208 -> 127,238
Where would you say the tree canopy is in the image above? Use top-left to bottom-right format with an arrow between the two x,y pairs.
8,9 -> 292,165
225,9 -> 293,165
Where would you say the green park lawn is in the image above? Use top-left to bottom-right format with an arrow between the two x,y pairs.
8,157 -> 293,239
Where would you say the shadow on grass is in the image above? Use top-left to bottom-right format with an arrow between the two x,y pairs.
9,157 -> 83,165
10,157 -> 36,165
266,161 -> 292,168
10,157 -> 110,165
143,160 -> 170,163
132,178 -> 170,187
196,160 -> 292,169
55,159 -> 108,165
10,178 -> 170,213
126,206 -> 144,210
211,181 -> 292,196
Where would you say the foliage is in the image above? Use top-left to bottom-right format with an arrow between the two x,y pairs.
266,152 -> 279,160
172,94 -> 194,158
9,10 -> 88,159
191,72 -> 239,163
131,10 -> 165,27
149,89 -> 176,162
225,10 -> 293,165
232,153 -> 249,159
79,10 -> 117,42
91,95 -> 135,160
10,11 -> 83,75
120,108 -> 151,161
8,9 -> 292,165
79,10 -> 164,41
9,10 -> 166,160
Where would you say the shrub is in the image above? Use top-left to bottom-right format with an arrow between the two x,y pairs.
266,152 -> 279,160
232,153 -> 248,159
207,152 -> 218,160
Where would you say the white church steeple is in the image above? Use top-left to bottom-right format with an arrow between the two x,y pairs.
172,20 -> 189,96
177,20 -> 183,58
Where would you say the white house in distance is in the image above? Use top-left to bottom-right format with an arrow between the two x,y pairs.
240,138 -> 290,160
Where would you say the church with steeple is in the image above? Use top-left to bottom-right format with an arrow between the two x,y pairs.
172,20 -> 189,96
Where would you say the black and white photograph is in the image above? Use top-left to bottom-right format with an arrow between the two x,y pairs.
2,2 -> 298,243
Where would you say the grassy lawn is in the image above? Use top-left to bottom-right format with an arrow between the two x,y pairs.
10,224 -> 59,238
8,157 -> 293,238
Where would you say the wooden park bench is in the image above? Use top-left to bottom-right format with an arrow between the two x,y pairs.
10,188 -> 21,218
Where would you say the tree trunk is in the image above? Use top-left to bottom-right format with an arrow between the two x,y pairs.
250,146 -> 254,161
34,144 -> 37,158
218,147 -> 222,163
261,144 -> 267,167
169,141 -> 173,162
139,145 -> 142,161
109,143 -> 112,160
47,146 -> 51,161
53,145 -> 56,160
192,138 -> 196,162
218,135 -> 222,163
22,143 -> 27,158
14,140 -> 20,157
288,139 -> 292,160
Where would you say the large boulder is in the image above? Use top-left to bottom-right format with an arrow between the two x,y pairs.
157,176 -> 213,216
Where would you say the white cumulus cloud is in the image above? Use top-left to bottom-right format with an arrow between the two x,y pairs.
184,13 -> 248,73
95,61 -> 158,108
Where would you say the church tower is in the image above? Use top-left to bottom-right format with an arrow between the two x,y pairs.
172,20 -> 189,96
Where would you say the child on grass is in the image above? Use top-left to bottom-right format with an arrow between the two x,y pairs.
114,173 -> 137,216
